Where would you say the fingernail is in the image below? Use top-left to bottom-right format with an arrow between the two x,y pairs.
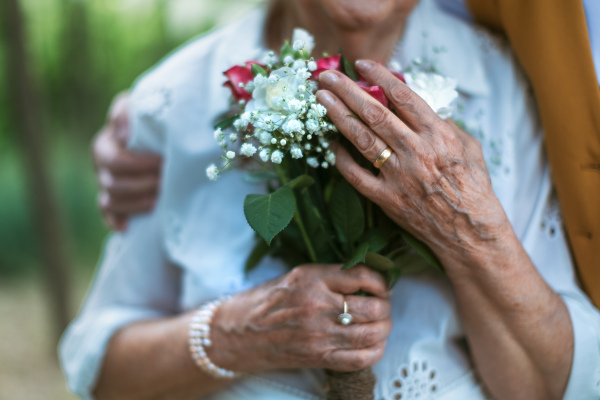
355,59 -> 374,72
316,90 -> 335,106
319,71 -> 338,86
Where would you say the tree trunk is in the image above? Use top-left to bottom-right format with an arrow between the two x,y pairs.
0,0 -> 72,345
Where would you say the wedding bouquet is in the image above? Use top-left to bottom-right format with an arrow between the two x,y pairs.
207,28 -> 457,399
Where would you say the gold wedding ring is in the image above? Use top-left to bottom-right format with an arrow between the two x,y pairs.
373,146 -> 393,169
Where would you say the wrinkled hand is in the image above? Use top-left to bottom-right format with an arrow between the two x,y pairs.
316,61 -> 512,268
92,93 -> 162,230
208,264 -> 392,373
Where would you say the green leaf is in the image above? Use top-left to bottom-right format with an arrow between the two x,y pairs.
386,268 -> 403,289
340,54 -> 358,81
245,239 -> 271,273
243,170 -> 279,184
364,252 -> 395,271
393,252 -> 431,276
342,242 -> 369,270
361,229 -> 388,253
214,114 -> 238,131
285,174 -> 315,190
280,41 -> 294,60
399,229 -> 443,271
244,186 -> 296,245
329,180 -> 364,245
250,63 -> 267,77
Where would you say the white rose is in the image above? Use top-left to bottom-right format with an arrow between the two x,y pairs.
405,72 -> 458,119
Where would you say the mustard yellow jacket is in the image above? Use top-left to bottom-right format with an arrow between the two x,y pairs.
466,0 -> 600,307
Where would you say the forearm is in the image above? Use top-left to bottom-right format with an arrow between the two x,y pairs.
94,313 -> 231,400
444,230 -> 573,400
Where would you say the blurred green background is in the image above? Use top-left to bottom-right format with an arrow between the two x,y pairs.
0,0 -> 262,398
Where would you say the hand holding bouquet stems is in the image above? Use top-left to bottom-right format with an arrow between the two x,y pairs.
208,28 -> 459,399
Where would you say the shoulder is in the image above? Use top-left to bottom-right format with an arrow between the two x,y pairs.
128,8 -> 266,153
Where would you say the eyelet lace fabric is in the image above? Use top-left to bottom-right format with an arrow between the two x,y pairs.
540,191 -> 562,240
387,360 -> 439,400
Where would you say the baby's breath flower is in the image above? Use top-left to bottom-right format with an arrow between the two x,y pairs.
206,164 -> 219,181
312,104 -> 327,118
229,133 -> 237,143
292,60 -> 306,70
307,157 -> 319,168
293,40 -> 304,51
271,138 -> 277,144
290,145 -> 303,159
240,143 -> 257,157
321,161 -> 329,169
226,151 -> 236,159
257,130 -> 273,145
254,74 -> 268,89
325,151 -> 336,165
214,128 -> 224,141
280,139 -> 287,146
306,119 -> 319,133
259,148 -> 270,162
271,150 -> 284,164
307,61 -> 317,71
283,55 -> 294,65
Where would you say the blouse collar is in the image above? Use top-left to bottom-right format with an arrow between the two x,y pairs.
394,0 -> 491,97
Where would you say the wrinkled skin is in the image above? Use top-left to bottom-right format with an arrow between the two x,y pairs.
315,61 -> 573,400
209,264 -> 392,373
316,62 -> 509,267
95,264 -> 392,399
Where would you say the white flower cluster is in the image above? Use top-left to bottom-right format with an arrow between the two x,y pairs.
207,29 -> 337,181
404,72 -> 458,120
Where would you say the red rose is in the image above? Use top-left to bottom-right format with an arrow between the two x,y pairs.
357,81 -> 389,108
312,54 -> 342,80
223,61 -> 266,102
391,71 -> 406,83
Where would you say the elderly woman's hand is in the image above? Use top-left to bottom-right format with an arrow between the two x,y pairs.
207,264 -> 392,373
92,93 -> 162,231
316,61 -> 513,271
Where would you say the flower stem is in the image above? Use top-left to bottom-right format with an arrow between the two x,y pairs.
295,210 -> 318,263
275,166 -> 318,263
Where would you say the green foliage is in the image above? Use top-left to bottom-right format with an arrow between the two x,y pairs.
250,63 -> 267,77
342,242 -> 369,270
340,54 -> 359,81
0,0 -> 259,277
244,186 -> 297,245
398,228 -> 443,271
329,180 -> 364,247
364,252 -> 395,272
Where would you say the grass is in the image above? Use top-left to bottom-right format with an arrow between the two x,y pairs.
0,271 -> 92,400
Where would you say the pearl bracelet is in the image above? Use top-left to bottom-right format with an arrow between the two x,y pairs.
188,296 -> 242,379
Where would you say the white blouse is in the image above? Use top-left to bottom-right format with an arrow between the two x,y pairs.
59,0 -> 600,399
